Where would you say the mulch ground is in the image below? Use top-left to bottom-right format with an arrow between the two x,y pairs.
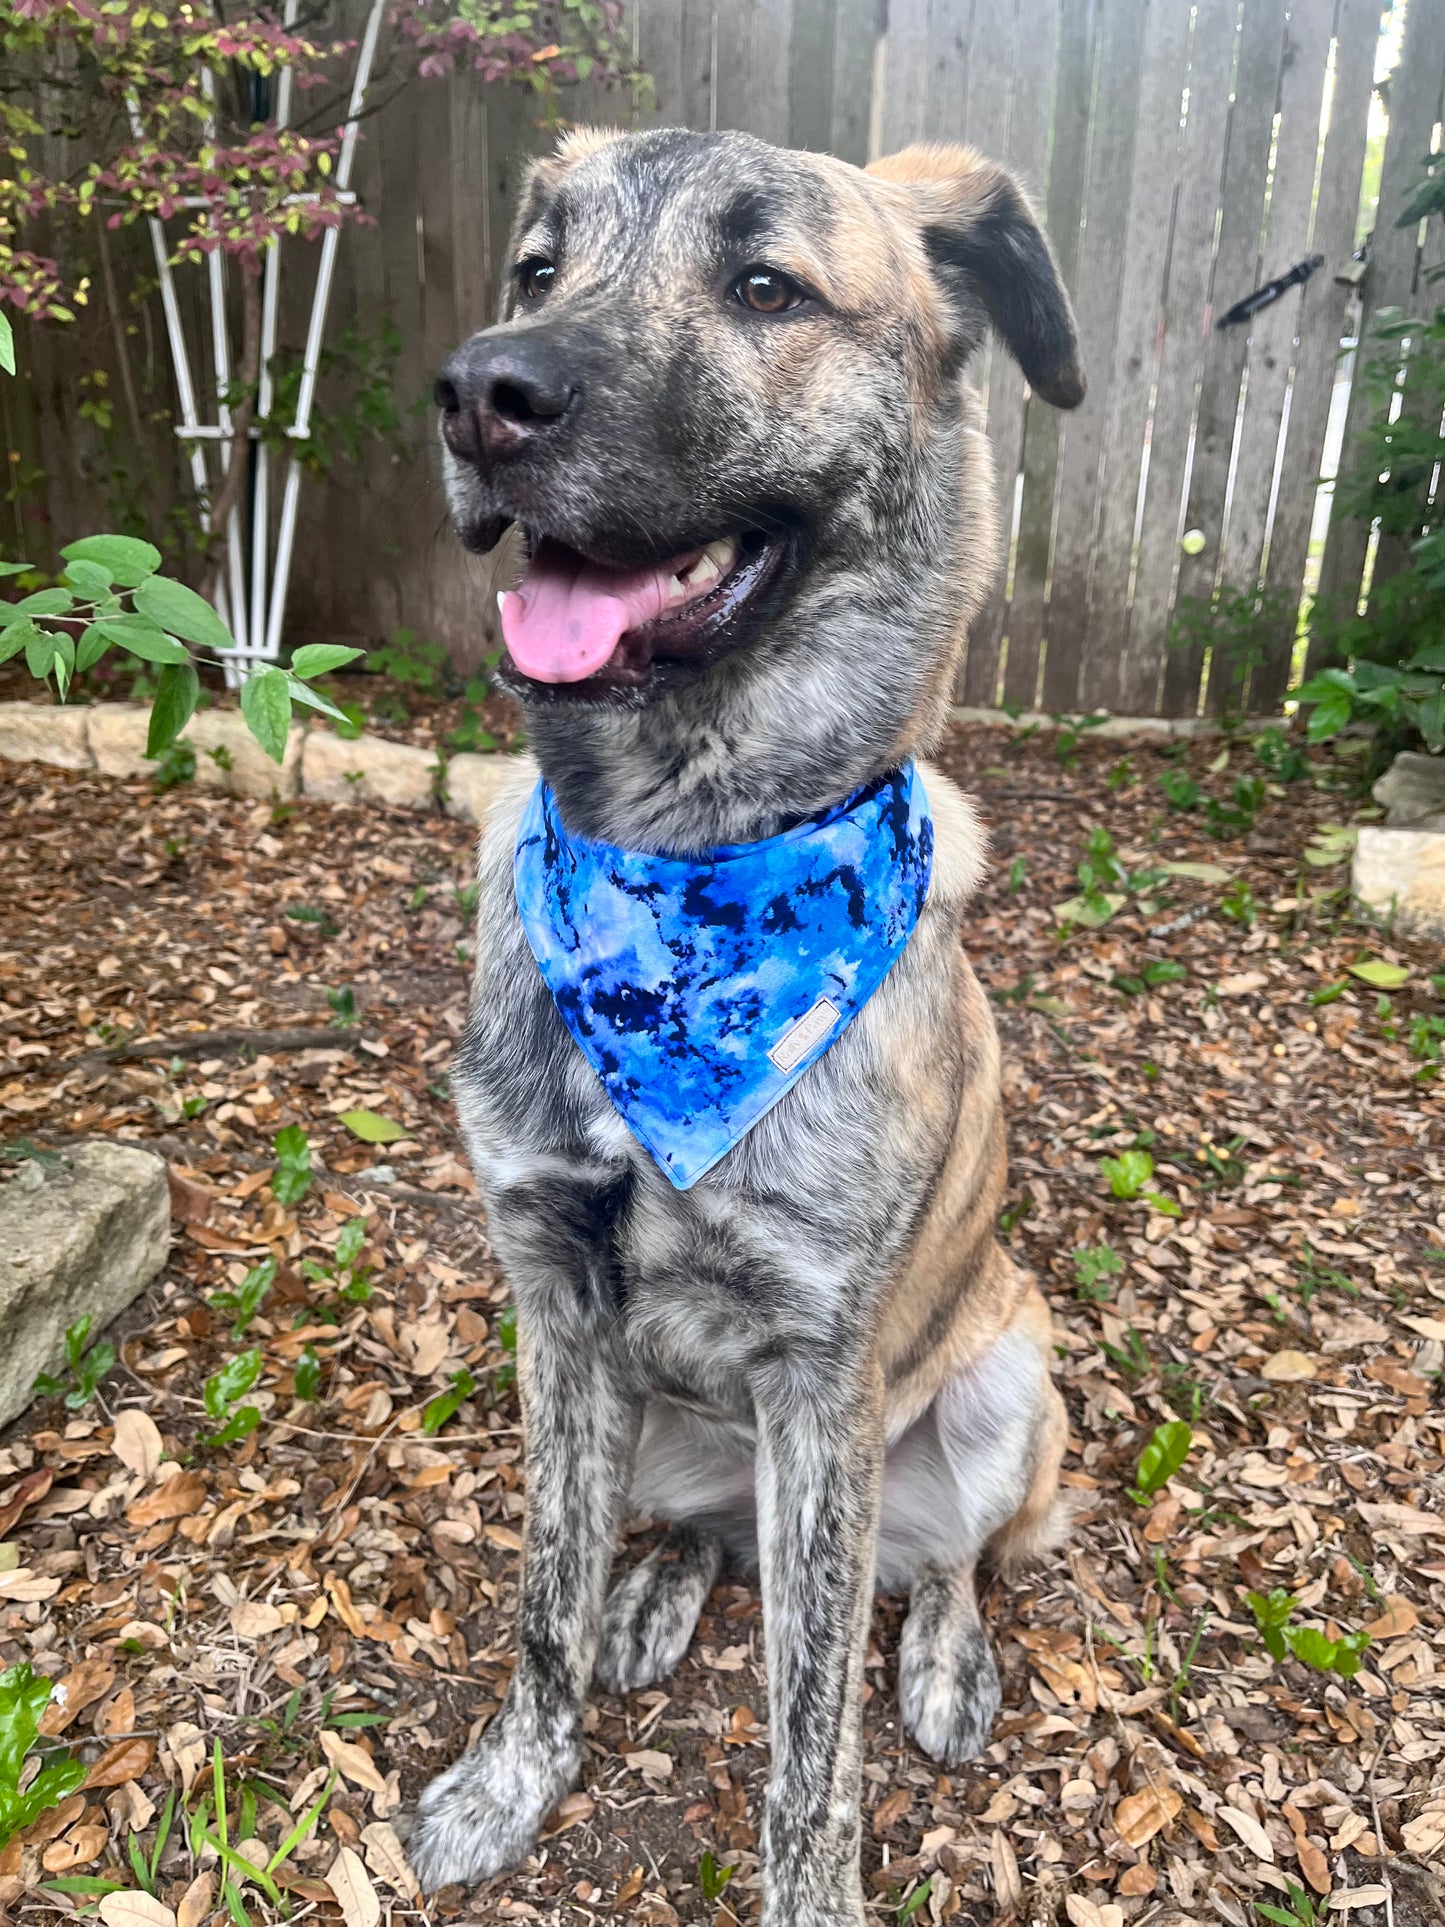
1,720 -> 1442,1927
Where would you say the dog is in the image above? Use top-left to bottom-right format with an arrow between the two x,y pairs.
408,125 -> 1084,1924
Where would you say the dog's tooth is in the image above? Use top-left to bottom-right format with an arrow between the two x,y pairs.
497,589 -> 510,615
703,538 -> 737,575
668,574 -> 689,603
685,552 -> 721,588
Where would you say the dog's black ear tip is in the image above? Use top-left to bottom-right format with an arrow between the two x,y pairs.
1034,363 -> 1086,411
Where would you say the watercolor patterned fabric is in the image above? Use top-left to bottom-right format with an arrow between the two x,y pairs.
513,762 -> 934,1189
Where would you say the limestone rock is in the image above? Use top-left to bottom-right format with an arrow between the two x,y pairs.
1373,751 -> 1445,830
0,701 -> 93,771
1352,826 -> 1445,943
302,728 -> 438,810
88,704 -> 153,778
444,751 -> 516,825
181,709 -> 304,799
0,1143 -> 171,1429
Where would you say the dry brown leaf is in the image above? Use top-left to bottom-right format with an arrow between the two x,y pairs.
1295,1835 -> 1331,1897
163,1721 -> 206,1794
1036,1655 -> 1098,1712
1066,1898 -> 1124,1927
111,1409 -> 165,1479
0,1468 -> 53,1538
1216,1803 -> 1274,1862
1261,1349 -> 1316,1382
319,1729 -> 389,1795
616,1866 -> 645,1906
231,1601 -> 285,1639
359,1820 -> 419,1899
98,1894 -> 177,1927
84,1737 -> 155,1790
871,1787 -> 910,1835
326,1848 -> 381,1927
0,1568 -> 60,1601
38,1658 -> 115,1736
989,1829 -> 1021,1911
541,1791 -> 596,1839
126,1470 -> 206,1527
1362,1597 -> 1418,1640
176,1872 -> 213,1927
482,1521 -> 524,1552
41,1825 -> 109,1872
99,1687 -> 136,1737
624,1748 -> 674,1782
1113,1785 -> 1182,1848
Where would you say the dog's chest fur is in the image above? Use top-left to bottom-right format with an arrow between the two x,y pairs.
451,759 -> 989,1423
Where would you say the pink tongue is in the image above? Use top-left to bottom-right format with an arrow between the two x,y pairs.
501,541 -> 679,683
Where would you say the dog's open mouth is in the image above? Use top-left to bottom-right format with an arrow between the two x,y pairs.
496,529 -> 786,696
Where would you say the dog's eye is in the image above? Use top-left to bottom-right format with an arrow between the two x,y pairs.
734,268 -> 803,315
517,259 -> 556,301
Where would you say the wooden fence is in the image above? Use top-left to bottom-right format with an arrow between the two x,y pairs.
5,0 -> 1445,715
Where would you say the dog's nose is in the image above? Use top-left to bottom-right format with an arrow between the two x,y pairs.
434,336 -> 578,466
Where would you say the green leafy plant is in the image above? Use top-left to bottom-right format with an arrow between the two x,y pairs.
0,1664 -> 86,1851
1219,878 -> 1257,928
286,904 -> 339,939
270,1125 -> 313,1207
1130,1420 -> 1193,1503
698,1849 -> 734,1906
1255,1879 -> 1322,1927
1166,582 -> 1298,714
494,1302 -> 519,1395
119,1788 -> 177,1898
1205,774 -> 1266,840
150,737 -> 197,792
201,1347 -> 264,1449
327,985 -> 358,1027
294,1344 -> 323,1402
1246,1589 -> 1370,1678
32,1314 -> 115,1410
186,1738 -> 336,1922
209,1257 -> 277,1338
1159,766 -> 1200,811
1293,1241 -> 1358,1306
302,1217 -> 375,1308
423,1368 -> 476,1436
0,532 -> 362,762
897,1874 -> 935,1920
1008,855 -> 1027,893
1098,1148 -> 1178,1215
1253,726 -> 1309,782
1051,710 -> 1107,767
1073,1243 -> 1122,1302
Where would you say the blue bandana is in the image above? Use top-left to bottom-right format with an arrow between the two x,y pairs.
514,763 -> 934,1189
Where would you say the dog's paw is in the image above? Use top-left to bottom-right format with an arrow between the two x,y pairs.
898,1603 -> 1002,1767
595,1531 -> 720,1695
407,1720 -> 576,1891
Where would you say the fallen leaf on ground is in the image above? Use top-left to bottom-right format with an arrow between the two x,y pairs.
1114,1786 -> 1182,1848
326,1848 -> 381,1927
111,1409 -> 165,1478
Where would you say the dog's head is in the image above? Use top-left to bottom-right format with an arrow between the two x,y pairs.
435,128 -> 1082,843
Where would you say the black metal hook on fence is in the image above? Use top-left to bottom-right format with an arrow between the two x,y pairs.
1215,255 -> 1326,329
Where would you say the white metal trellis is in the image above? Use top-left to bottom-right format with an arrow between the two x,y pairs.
135,0 -> 386,687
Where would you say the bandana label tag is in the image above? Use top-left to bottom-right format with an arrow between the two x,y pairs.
768,997 -> 841,1073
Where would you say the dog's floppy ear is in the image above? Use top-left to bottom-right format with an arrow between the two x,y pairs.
867,142 -> 1085,410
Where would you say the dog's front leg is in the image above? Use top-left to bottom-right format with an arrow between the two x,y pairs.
409,1318 -> 641,1890
754,1356 -> 884,1927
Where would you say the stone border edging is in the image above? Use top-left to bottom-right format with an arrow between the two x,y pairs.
0,700 -> 510,825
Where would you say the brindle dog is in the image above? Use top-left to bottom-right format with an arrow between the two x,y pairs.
409,127 -> 1084,1924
